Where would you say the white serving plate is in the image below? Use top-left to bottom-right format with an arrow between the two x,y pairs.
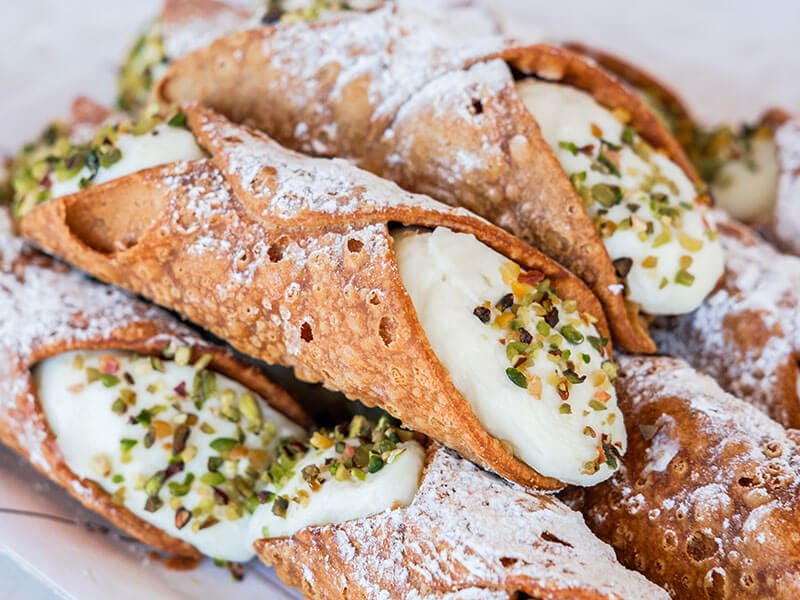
0,1 -> 797,598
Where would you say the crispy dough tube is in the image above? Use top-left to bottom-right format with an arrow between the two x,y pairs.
19,105 -> 615,490
579,355 -> 800,599
117,0 -> 250,113
0,212 -> 309,559
256,444 -> 669,600
154,9 -> 713,353
651,215 -> 800,428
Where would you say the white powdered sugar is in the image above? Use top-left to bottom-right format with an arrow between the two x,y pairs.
618,354 -> 788,445
641,414 -> 679,476
198,114 -> 481,223
772,118 -> 800,255
257,5 -> 509,134
384,58 -> 515,178
580,355 -> 800,597
653,214 -> 800,423
320,447 -> 667,598
162,2 -> 250,60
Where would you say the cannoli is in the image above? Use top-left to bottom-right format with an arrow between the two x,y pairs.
117,0 -> 494,114
686,111 -> 800,256
255,441 -> 669,599
0,207 -> 313,561
578,354 -> 800,599
154,7 -> 725,354
652,215 -> 800,428
117,0 -> 252,113
15,103 -> 626,489
565,44 -> 800,257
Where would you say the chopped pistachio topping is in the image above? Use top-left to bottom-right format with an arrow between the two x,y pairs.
11,106 -> 189,218
117,18 -> 168,113
685,120 -> 775,187
473,261 -> 620,470
71,347 -> 419,537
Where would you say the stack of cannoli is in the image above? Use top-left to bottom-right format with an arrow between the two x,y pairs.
0,203 -> 661,596
6,1 -> 800,598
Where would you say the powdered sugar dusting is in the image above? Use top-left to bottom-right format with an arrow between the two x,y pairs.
653,213 -> 800,425
196,113 -> 481,223
256,5 -> 509,145
618,355 -> 787,443
311,447 -> 667,598
384,59 -> 515,180
581,354 -> 800,598
162,2 -> 250,60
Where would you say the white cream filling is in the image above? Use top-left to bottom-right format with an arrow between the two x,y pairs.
248,440 -> 424,539
393,227 -> 626,486
36,350 -> 303,561
50,124 -> 204,199
712,136 -> 779,223
516,79 -> 724,316
36,350 -> 425,560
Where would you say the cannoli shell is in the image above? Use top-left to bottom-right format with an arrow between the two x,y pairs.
160,0 -> 251,60
579,354 -> 800,599
20,105 -> 611,490
256,444 -> 669,600
155,10 -> 707,353
652,214 -> 800,428
0,210 -> 309,558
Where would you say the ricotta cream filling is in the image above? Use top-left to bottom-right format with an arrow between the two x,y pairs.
50,123 -> 204,199
249,438 -> 424,540
393,227 -> 626,486
712,136 -> 779,223
516,79 -> 724,316
36,350 -> 424,561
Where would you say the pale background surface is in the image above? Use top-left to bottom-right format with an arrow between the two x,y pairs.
0,1 -> 797,598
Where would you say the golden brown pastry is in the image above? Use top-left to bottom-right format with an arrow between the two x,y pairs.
16,104 -> 624,490
579,354 -> 800,599
154,6 -> 725,354
257,443 -> 669,600
653,215 -> 800,428
0,208 -> 309,560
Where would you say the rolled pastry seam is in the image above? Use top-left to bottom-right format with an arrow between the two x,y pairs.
118,0 -> 501,114
580,355 -> 800,599
653,214 -> 800,429
18,104 -> 624,489
155,9 -> 724,352
256,443 -> 669,600
0,210 -> 310,560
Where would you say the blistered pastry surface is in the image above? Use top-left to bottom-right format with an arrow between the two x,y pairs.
257,445 -> 668,599
582,355 -> 800,599
653,214 -> 800,427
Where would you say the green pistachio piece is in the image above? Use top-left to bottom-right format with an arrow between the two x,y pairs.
560,325 -> 585,345
210,437 -> 238,453
505,367 -> 527,388
239,392 -> 263,430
